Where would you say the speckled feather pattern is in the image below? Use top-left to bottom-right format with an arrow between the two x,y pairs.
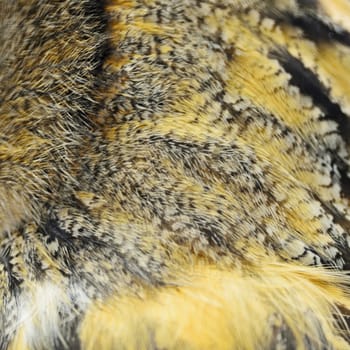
1,0 -> 350,349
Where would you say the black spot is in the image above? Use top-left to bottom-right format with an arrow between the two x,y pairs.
201,225 -> 226,247
295,0 -> 318,10
332,154 -> 350,199
264,5 -> 350,47
44,218 -> 73,245
291,15 -> 350,46
83,0 -> 111,73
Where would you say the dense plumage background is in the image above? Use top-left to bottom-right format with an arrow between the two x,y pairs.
1,0 -> 350,349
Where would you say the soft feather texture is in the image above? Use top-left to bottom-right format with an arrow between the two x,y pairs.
1,0 -> 350,349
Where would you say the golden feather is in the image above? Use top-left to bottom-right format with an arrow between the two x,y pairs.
1,0 -> 350,349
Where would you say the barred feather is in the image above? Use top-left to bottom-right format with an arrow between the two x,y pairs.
1,0 -> 350,349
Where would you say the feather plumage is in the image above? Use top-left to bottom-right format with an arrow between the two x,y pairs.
1,0 -> 350,348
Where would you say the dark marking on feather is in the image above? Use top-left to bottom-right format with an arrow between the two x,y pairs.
291,15 -> 350,46
270,49 -> 350,143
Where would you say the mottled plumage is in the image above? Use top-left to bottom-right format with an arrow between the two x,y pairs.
1,0 -> 350,349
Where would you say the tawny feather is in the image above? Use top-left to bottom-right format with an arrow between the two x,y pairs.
1,1 -> 350,349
